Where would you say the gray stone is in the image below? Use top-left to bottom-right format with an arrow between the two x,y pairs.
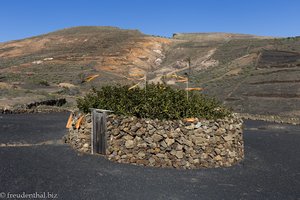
228,151 -> 236,157
123,127 -> 130,133
214,148 -> 221,155
204,128 -> 213,134
160,141 -> 167,148
170,150 -> 177,156
216,128 -> 226,136
175,151 -> 184,159
147,124 -> 154,130
157,153 -> 165,158
193,158 -> 200,164
164,125 -> 170,130
165,138 -> 175,146
134,136 -> 142,142
86,123 -> 92,129
185,162 -> 191,168
182,138 -> 194,147
194,137 -> 206,145
136,128 -> 146,136
136,122 -> 142,128
169,131 -> 179,138
175,128 -> 181,132
149,129 -> 156,135
123,135 -> 134,140
130,125 -> 139,132
79,134 -> 90,139
214,155 -> 222,161
144,137 -> 153,144
223,135 -> 234,141
149,157 -> 156,164
137,151 -> 146,159
176,144 -> 183,150
149,143 -> 157,148
185,123 -> 195,130
200,153 -> 208,160
137,142 -> 147,148
111,130 -> 120,136
152,134 -> 163,142
156,130 -> 165,135
125,140 -> 134,149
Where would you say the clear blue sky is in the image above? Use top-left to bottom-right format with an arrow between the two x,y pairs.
1,0 -> 299,42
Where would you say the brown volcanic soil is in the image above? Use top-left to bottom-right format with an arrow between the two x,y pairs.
0,26 -> 171,78
1,26 -> 300,119
0,26 -> 171,108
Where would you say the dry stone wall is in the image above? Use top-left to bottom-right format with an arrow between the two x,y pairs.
66,113 -> 244,169
66,113 -> 92,153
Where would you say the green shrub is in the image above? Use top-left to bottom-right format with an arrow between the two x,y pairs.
77,84 -> 231,120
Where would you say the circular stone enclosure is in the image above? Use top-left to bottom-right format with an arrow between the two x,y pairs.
66,113 -> 244,169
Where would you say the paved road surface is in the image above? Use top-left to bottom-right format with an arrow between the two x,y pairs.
0,113 -> 299,200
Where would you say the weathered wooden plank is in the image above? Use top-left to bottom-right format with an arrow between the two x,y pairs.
91,109 -> 107,155
98,112 -> 107,154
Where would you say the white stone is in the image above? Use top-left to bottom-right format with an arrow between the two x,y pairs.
43,57 -> 53,61
195,122 -> 202,129
83,143 -> 89,148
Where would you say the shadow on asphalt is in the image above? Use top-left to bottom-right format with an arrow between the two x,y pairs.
0,114 -> 299,199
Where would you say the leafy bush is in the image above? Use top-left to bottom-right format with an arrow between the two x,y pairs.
77,84 -> 231,120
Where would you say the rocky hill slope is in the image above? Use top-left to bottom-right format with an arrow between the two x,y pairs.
1,26 -> 300,119
0,26 -> 170,108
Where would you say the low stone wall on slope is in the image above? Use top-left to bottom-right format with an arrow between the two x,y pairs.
0,98 -> 67,114
66,113 -> 244,169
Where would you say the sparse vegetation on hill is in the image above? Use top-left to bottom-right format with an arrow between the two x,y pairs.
77,84 -> 230,120
1,26 -> 300,119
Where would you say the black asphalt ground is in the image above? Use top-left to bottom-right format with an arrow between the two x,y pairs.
0,113 -> 299,200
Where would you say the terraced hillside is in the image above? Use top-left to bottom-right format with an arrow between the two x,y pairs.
188,37 -> 300,118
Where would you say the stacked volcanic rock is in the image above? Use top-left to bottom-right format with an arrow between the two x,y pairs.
106,114 -> 244,169
67,113 -> 244,169
0,98 -> 67,114
66,113 -> 92,153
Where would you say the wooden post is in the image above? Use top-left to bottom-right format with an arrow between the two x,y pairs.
91,109 -> 112,155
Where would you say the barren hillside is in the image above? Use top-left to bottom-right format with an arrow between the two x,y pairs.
0,26 -> 171,108
1,26 -> 300,118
